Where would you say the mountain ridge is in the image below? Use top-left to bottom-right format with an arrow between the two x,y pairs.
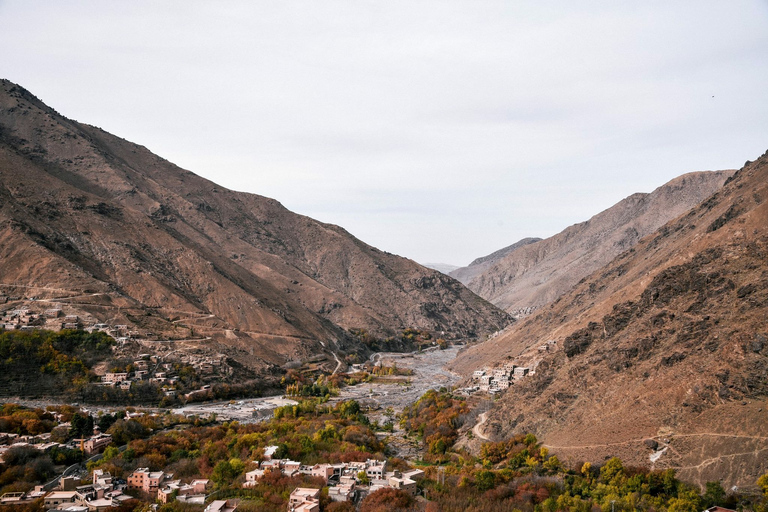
454,171 -> 734,314
0,79 -> 511,371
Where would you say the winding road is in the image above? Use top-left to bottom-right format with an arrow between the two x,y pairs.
473,411 -> 491,441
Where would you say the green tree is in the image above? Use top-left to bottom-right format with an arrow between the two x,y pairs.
600,457 -> 625,485
211,459 -> 243,487
759,472 -> 768,497
69,413 -> 93,438
475,469 -> 496,491
702,481 -> 726,508
101,445 -> 119,462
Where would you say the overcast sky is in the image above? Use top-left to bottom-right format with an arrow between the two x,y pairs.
2,1 -> 768,266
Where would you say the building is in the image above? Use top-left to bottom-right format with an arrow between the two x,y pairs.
82,434 -> 112,455
92,470 -> 112,487
328,482 -> 355,502
365,460 -> 386,480
388,475 -> 417,496
308,464 -> 334,482
157,480 -> 208,504
493,368 -> 510,379
127,468 -> 167,494
244,469 -> 265,486
282,460 -> 301,476
402,469 -> 425,481
101,373 -> 129,384
44,491 -> 81,509
494,378 -> 511,390
204,499 -> 239,512
263,445 -> 279,459
288,488 -> 320,512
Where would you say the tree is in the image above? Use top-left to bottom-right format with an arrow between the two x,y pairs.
759,472 -> 768,497
475,469 -> 496,491
211,459 -> 243,487
667,496 -> 700,512
69,413 -> 93,439
543,454 -> 561,473
702,481 -> 726,508
107,419 -> 148,445
360,487 -> 415,512
101,445 -> 120,462
600,457 -> 625,485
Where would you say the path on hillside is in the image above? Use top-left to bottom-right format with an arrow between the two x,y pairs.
473,412 -> 491,441
543,432 -> 768,451
331,352 -> 342,375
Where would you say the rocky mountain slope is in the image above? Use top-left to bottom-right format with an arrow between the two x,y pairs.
451,152 -> 768,489
454,172 -> 734,313
450,237 -> 540,287
0,80 -> 510,371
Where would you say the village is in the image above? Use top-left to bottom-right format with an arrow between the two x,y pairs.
459,339 -> 557,395
0,301 -> 245,401
1,419 -> 426,512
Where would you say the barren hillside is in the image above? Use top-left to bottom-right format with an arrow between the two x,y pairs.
457,171 -> 734,313
0,79 -> 510,371
451,151 -> 768,489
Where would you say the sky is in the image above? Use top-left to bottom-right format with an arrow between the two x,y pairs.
2,1 -> 768,266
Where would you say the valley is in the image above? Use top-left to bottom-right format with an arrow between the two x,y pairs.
1,77 -> 767,511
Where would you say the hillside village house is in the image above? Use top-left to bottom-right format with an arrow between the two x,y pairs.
204,499 -> 239,512
127,468 -> 170,494
100,372 -> 128,384
43,491 -> 80,509
157,479 -> 209,504
288,488 -> 320,512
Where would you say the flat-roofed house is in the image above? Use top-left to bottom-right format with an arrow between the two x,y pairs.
288,488 -> 320,512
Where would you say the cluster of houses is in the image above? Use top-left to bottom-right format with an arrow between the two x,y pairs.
0,469 -> 134,511
470,364 -> 530,394
245,449 -> 424,508
464,341 -> 558,395
97,353 -> 230,397
509,306 -> 538,319
126,467 -> 211,504
0,430 -> 113,465
0,305 -> 136,341
98,355 -> 181,395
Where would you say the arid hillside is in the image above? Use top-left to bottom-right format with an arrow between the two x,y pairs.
451,152 -> 768,489
450,237 -> 540,291
456,171 -> 734,314
0,80 -> 510,371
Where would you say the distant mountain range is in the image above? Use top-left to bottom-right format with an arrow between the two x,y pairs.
421,263 -> 461,274
452,172 -> 734,314
0,79 -> 510,371
452,151 -> 768,488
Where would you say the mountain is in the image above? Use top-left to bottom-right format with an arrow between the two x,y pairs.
0,80 -> 511,372
451,151 -> 768,488
422,263 -> 461,274
449,237 -> 541,288
455,172 -> 734,314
